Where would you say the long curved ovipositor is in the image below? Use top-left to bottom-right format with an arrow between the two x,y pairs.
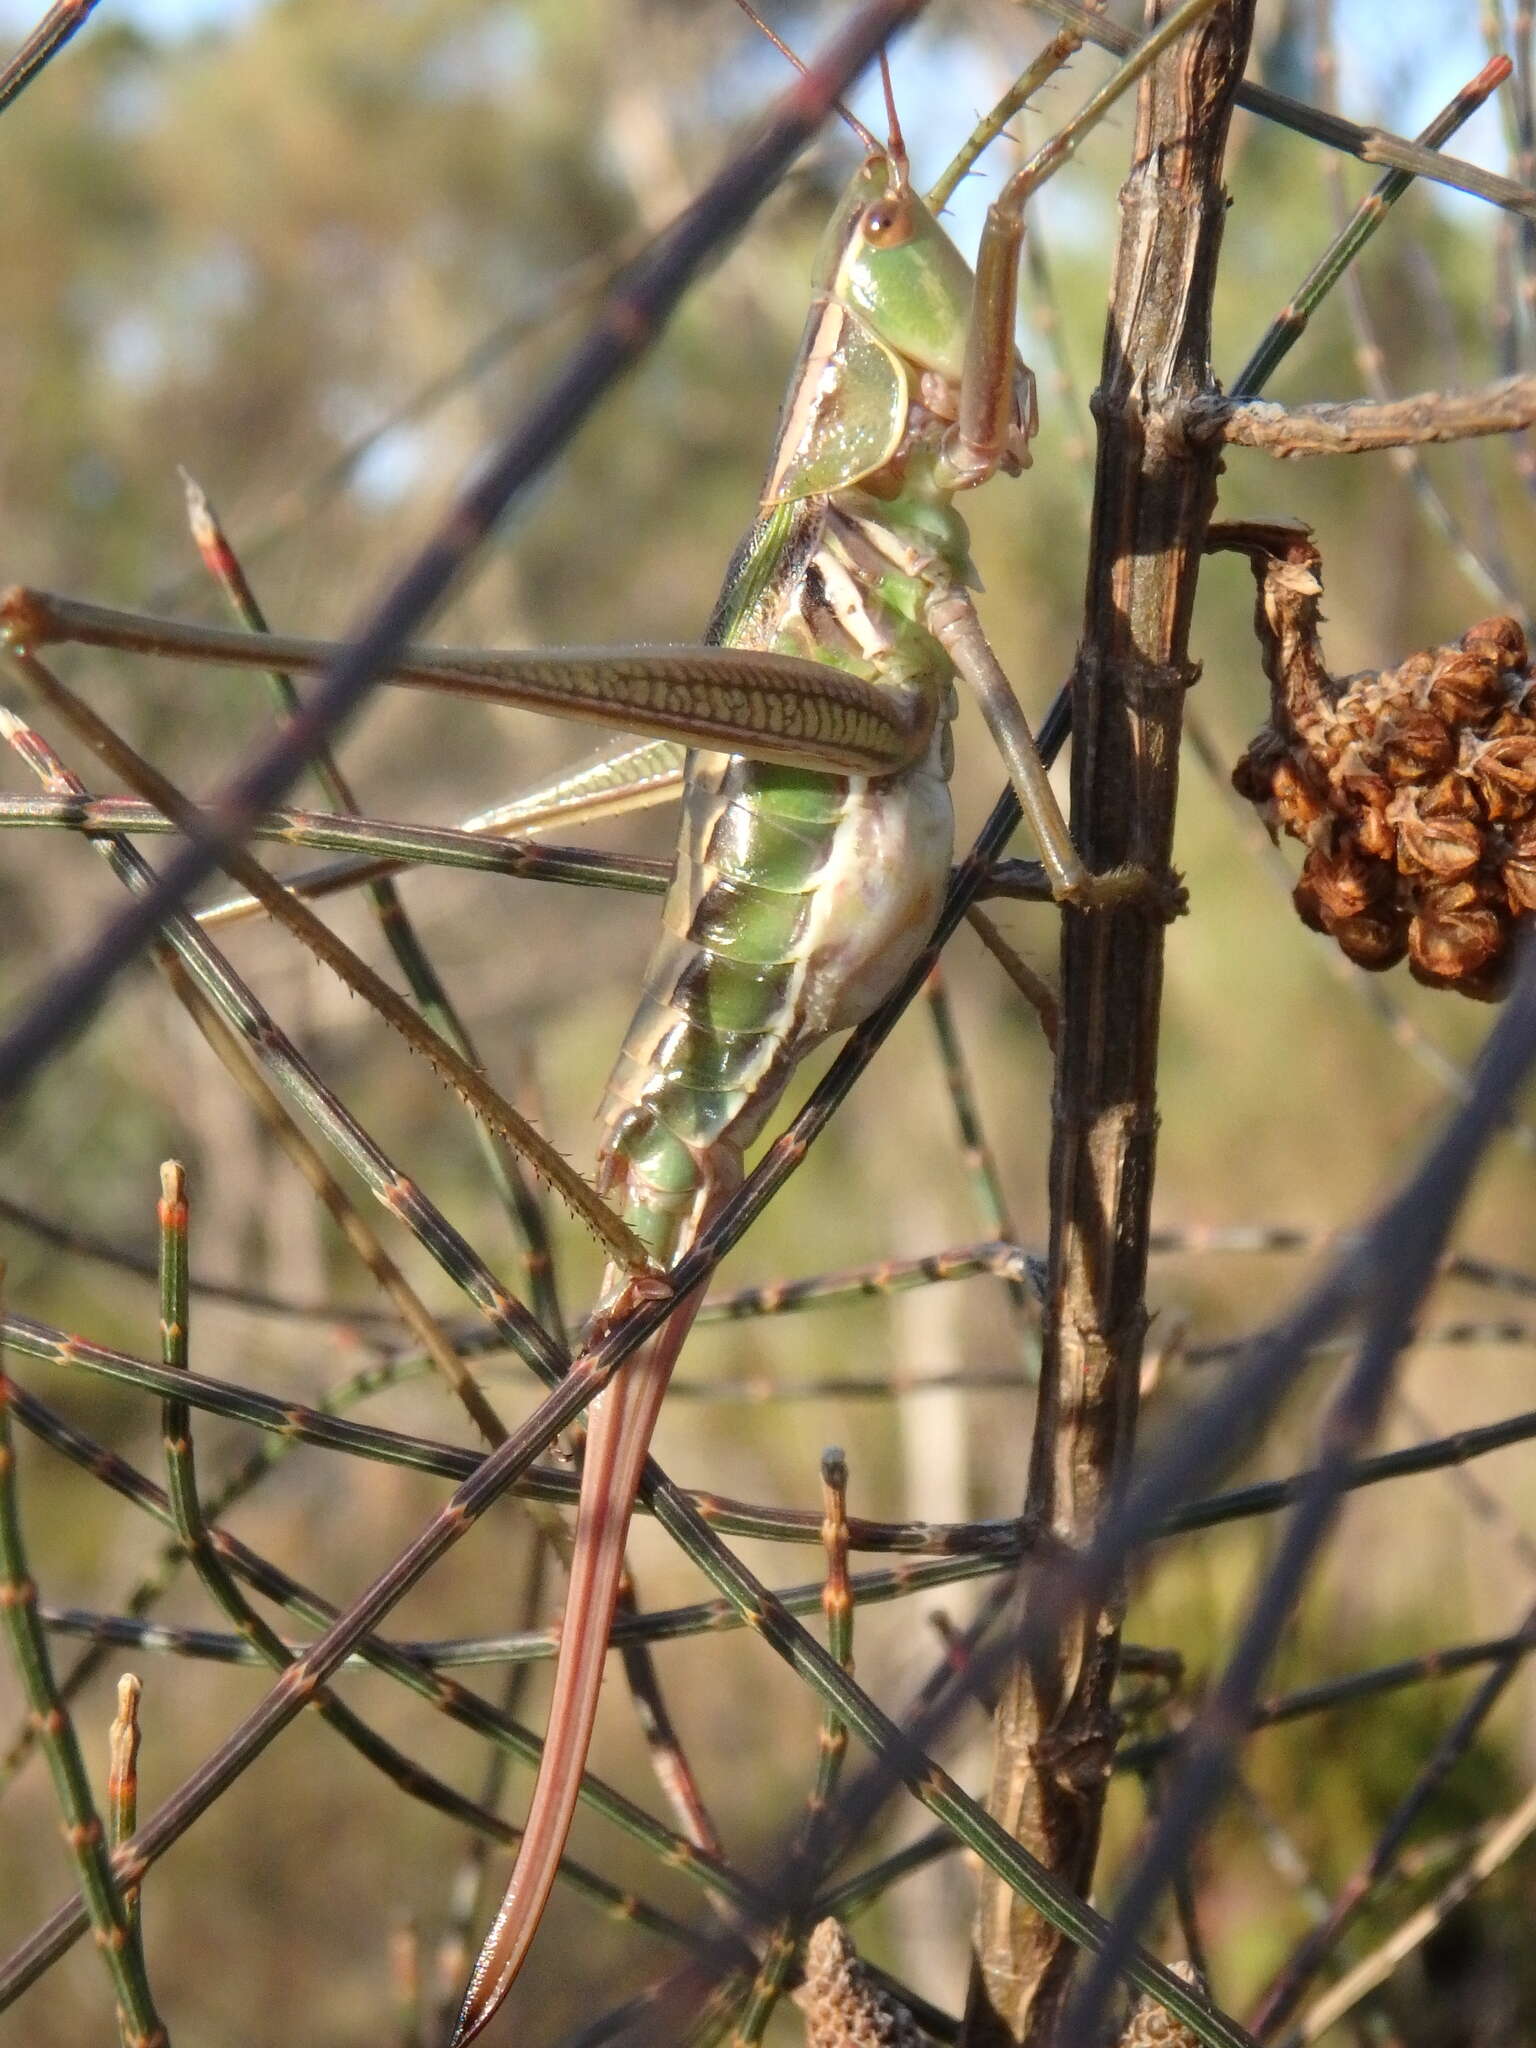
452,1273 -> 714,2042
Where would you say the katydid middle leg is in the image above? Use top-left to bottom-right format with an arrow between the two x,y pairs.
928,585 -> 1168,911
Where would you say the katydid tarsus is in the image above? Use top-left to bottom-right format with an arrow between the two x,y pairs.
0,3 -> 1217,2034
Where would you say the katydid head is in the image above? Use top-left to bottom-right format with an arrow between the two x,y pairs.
762,152 -> 1035,506
733,5 -> 1034,505
813,155 -> 975,386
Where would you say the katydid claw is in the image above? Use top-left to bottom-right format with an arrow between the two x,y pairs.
583,1265 -> 675,1347
1061,863 -> 1188,921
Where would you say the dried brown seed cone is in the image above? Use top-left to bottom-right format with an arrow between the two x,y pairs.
1330,908 -> 1409,973
1408,879 -> 1507,989
1269,767 -> 1330,839
1294,853 -> 1408,968
1118,1963 -> 1204,2048
1298,842 -> 1392,924
1484,704 -> 1525,734
1353,792 -> 1396,862
1224,524 -> 1532,998
1231,731 -> 1289,807
1463,615 -> 1529,670
1503,819 -> 1536,913
1301,702 -> 1367,774
1469,732 -> 1536,820
1387,649 -> 1436,701
1292,862 -> 1329,936
1386,790 -> 1483,881
1421,649 -> 1504,726
800,1921 -> 929,2048
1419,771 -> 1482,820
1458,963 -> 1514,1003
1233,743 -> 1329,836
1375,707 -> 1454,782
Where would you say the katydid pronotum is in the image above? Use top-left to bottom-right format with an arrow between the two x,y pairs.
0,3 -> 1220,2037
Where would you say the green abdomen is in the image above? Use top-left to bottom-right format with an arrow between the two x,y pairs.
597,502 -> 957,1257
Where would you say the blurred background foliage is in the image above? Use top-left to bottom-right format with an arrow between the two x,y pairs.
2,1 -> 1536,2042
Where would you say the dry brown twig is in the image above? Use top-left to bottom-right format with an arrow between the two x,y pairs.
1191,372 -> 1536,456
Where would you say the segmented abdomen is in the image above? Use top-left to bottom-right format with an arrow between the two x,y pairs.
596,494 -> 958,1262
598,739 -> 952,1256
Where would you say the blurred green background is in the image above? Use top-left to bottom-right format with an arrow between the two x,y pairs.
2,2 -> 1536,2043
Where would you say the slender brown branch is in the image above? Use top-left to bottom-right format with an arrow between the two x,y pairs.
1193,373 -> 1536,456
963,5 -> 1257,2043
1029,0 -> 1536,218
0,0 -> 100,117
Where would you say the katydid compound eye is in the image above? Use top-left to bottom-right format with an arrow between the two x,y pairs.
861,196 -> 913,248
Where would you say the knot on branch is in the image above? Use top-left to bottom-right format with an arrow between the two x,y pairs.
1035,1708 -> 1121,1795
1217,521 -> 1536,997
1076,644 -> 1201,714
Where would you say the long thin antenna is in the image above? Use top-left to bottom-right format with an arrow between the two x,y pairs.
878,50 -> 908,181
732,0 -> 883,157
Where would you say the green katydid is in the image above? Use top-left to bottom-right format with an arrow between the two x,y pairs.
0,2 -> 1219,2034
